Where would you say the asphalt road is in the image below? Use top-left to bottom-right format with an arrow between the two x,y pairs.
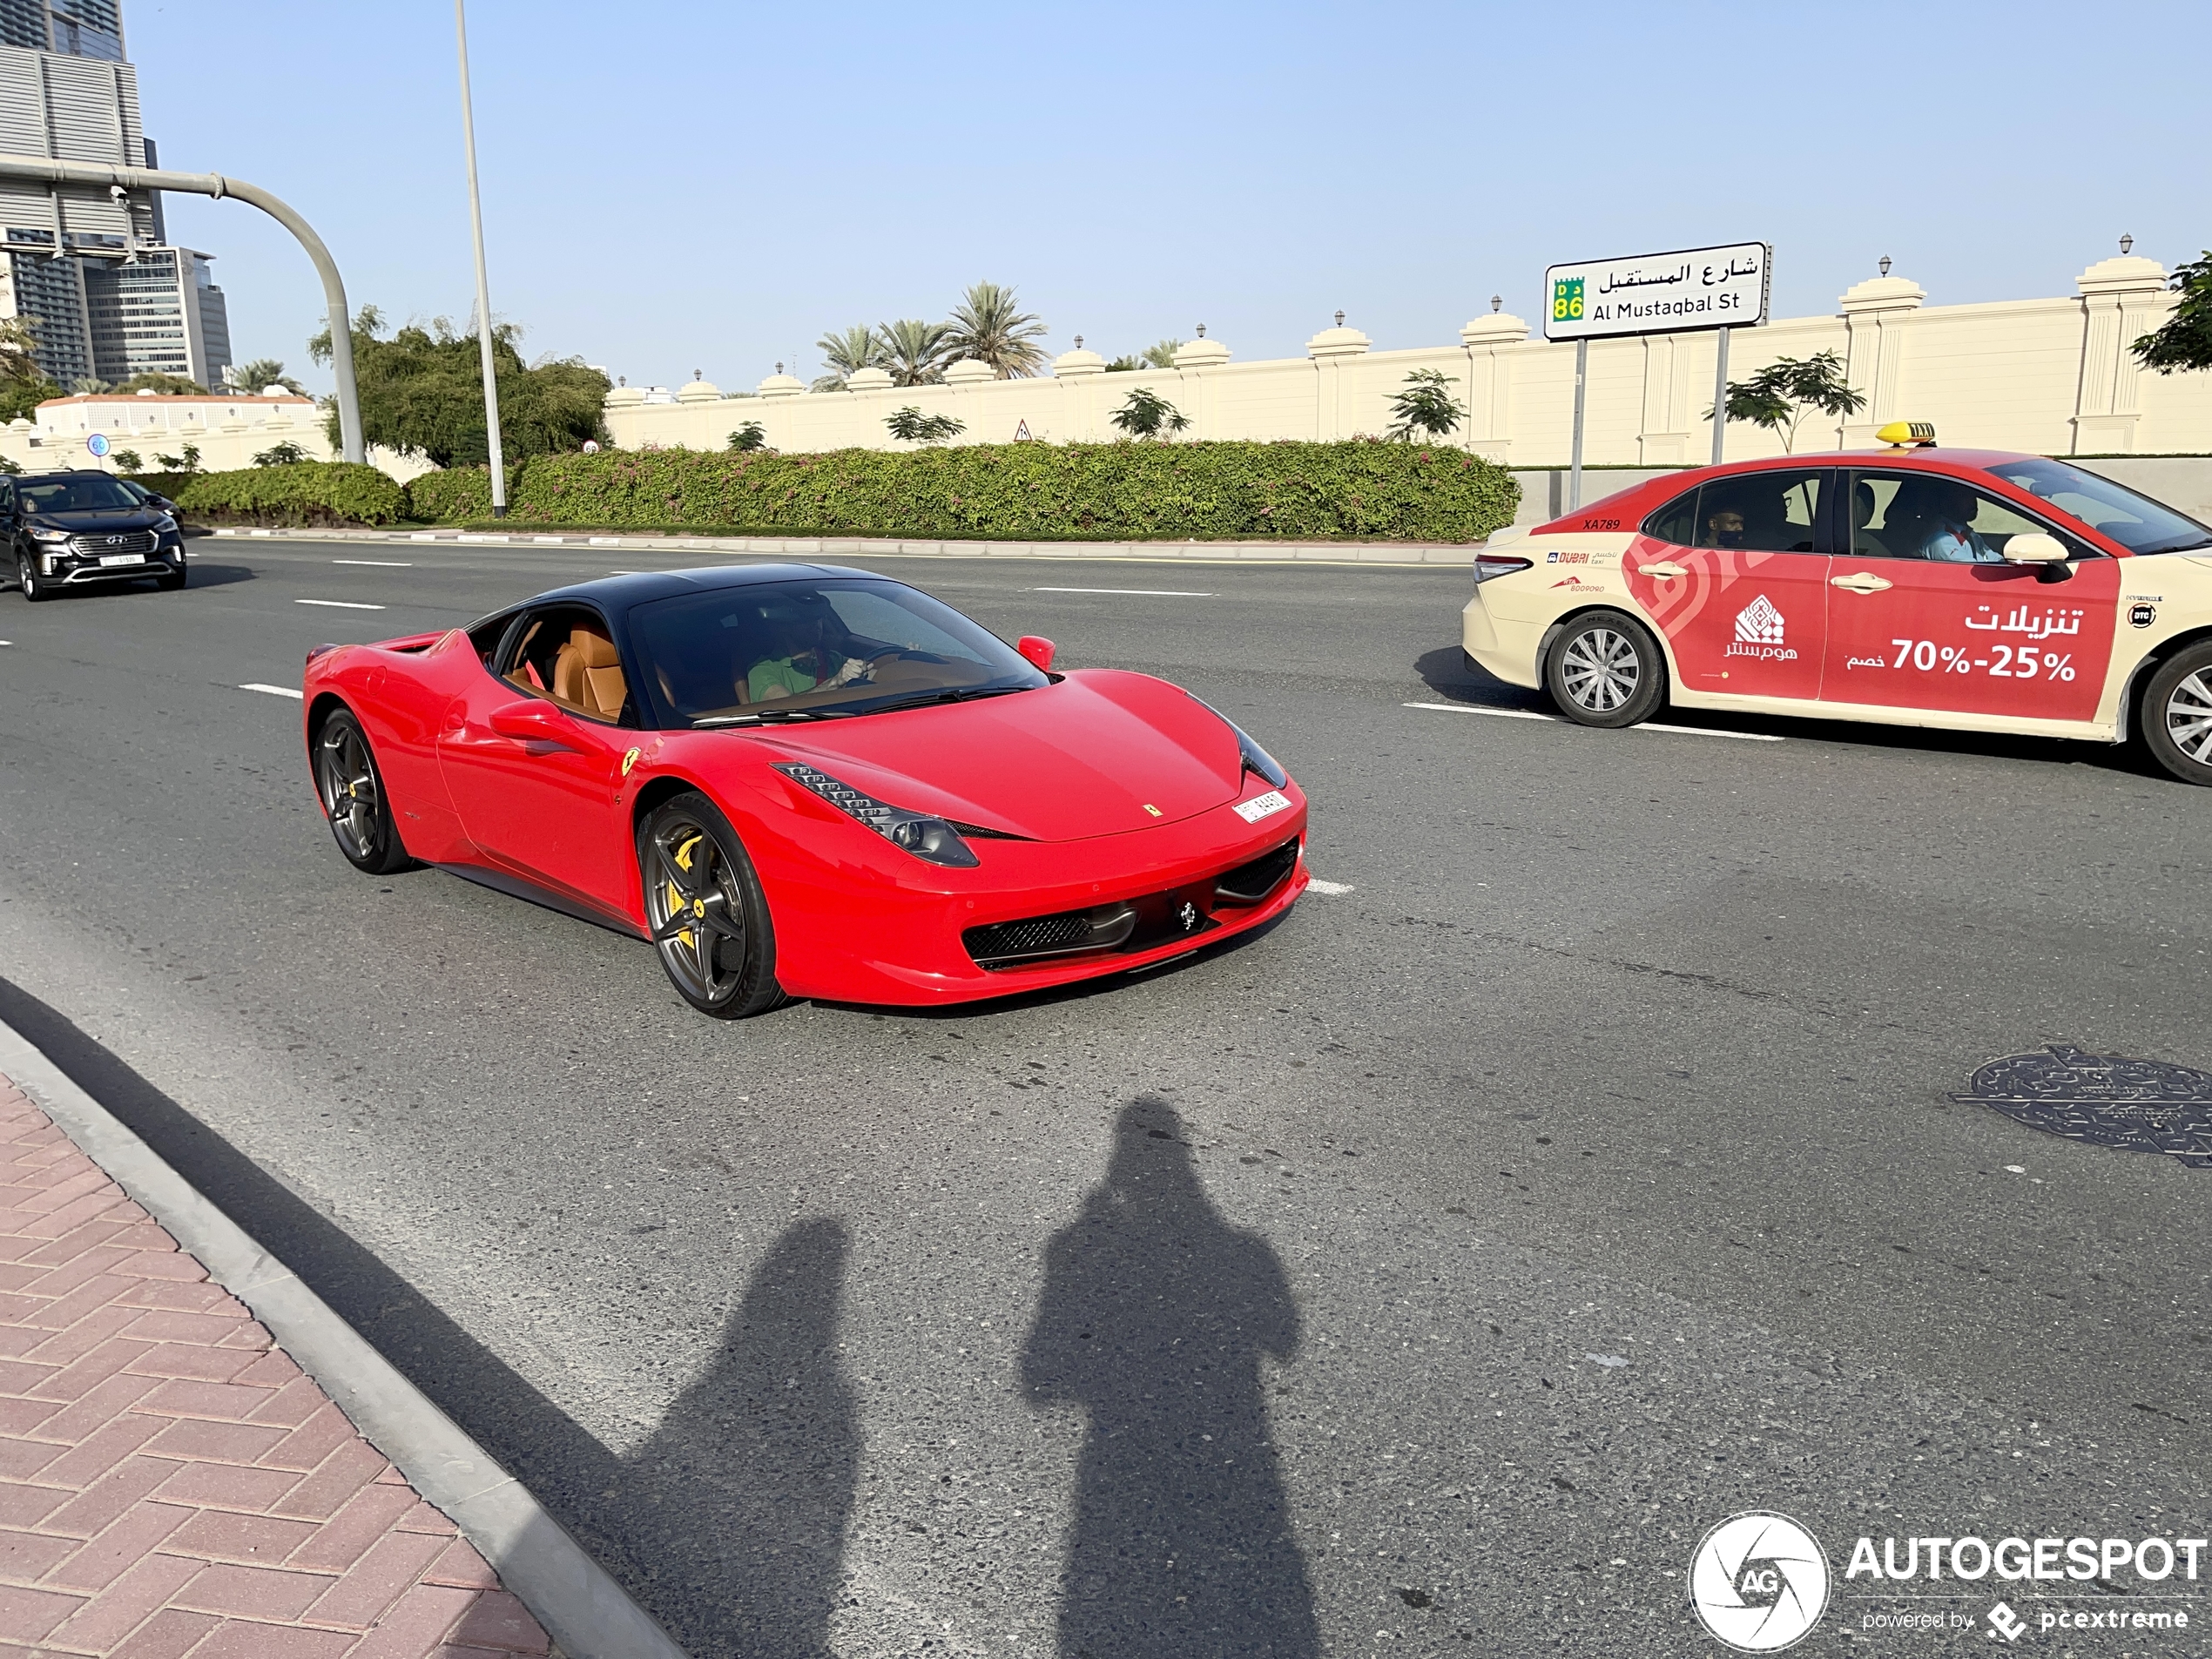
0,537 -> 2207,1657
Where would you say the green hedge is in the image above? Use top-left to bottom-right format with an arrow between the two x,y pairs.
121,471 -> 199,501
173,462 -> 407,528
408,441 -> 1520,542
401,464 -> 520,524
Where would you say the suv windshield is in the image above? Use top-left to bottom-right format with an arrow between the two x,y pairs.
628,577 -> 1049,727
19,475 -> 144,514
1981,459 -> 2212,556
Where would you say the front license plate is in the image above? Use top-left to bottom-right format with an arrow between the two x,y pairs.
1232,790 -> 1291,823
98,554 -> 143,567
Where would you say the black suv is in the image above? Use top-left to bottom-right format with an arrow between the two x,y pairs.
9,469 -> 188,602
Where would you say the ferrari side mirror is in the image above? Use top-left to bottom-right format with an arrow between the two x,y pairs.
1016,635 -> 1055,671
489,699 -> 572,741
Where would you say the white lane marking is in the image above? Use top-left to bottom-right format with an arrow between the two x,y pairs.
1306,879 -> 1354,895
1401,701 -> 1784,742
1030,586 -> 1214,597
240,683 -> 304,699
332,558 -> 413,567
0,640 -> 10,647
1404,700 -> 1557,722
1641,720 -> 1784,743
294,598 -> 387,610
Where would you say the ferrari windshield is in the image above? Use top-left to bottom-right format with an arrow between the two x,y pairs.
629,577 -> 1049,727
1981,458 -> 2212,555
18,474 -> 144,514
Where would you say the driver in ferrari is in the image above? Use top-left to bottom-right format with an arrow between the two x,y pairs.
745,603 -> 873,703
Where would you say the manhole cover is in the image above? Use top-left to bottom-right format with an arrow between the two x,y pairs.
1952,1043 -> 2212,1167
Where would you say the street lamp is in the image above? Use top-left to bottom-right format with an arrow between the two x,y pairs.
455,0 -> 507,516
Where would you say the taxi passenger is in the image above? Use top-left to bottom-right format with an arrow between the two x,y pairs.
1897,477 -> 2005,563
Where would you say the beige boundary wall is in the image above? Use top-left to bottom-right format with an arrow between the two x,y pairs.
604,252 -> 2209,469
0,392 -> 433,482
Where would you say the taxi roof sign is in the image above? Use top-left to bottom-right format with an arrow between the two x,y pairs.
1876,421 -> 1938,448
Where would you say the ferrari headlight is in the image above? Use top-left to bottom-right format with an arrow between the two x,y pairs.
776,762 -> 980,868
1185,695 -> 1289,789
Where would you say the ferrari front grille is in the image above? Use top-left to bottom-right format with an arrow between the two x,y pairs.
965,903 -> 1139,969
1215,836 -> 1300,905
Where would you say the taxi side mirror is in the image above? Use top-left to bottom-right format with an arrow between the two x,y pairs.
2001,532 -> 2067,564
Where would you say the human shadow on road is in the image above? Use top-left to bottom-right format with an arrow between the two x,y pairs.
616,1217 -> 859,1656
1022,1098 -> 1318,1659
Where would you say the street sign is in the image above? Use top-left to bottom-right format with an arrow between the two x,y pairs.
1542,241 -> 1770,341
86,433 -> 110,457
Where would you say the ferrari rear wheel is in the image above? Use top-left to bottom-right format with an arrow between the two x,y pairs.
315,708 -> 415,874
638,792 -> 785,1018
1544,609 -> 1665,728
2141,643 -> 2212,786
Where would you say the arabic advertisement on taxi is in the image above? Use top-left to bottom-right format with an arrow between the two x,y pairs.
1544,240 -> 1771,341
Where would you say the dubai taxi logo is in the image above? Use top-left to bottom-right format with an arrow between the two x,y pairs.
1552,276 -> 1585,323
1689,1512 -> 1831,1651
1725,595 -> 1797,662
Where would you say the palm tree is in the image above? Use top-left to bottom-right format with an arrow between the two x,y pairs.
812,325 -> 880,392
0,317 -> 40,384
1105,338 -> 1184,373
227,356 -> 303,395
943,281 -> 1050,379
875,319 -> 955,387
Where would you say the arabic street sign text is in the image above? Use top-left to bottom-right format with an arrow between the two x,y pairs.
1543,241 -> 1770,341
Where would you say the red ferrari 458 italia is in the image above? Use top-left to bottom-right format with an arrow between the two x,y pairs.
300,564 -> 1308,1015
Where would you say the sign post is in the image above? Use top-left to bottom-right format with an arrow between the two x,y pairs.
1543,241 -> 1770,507
1711,325 -> 1730,465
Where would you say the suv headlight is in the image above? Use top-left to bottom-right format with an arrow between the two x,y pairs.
153,514 -> 177,533
776,762 -> 980,868
30,526 -> 70,543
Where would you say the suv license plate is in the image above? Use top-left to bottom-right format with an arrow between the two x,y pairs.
98,554 -> 143,567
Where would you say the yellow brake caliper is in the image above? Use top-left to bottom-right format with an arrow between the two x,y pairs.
669,833 -> 705,951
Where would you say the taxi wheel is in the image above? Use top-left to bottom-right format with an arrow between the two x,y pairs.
2141,643 -> 2212,786
1544,610 -> 1666,728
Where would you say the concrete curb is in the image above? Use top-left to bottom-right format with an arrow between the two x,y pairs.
208,523 -> 1484,567
0,1015 -> 690,1659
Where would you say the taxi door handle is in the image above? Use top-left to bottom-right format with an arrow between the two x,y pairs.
1831,572 -> 1894,594
1641,561 -> 1689,579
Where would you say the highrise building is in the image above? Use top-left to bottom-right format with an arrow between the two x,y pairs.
0,1 -> 233,391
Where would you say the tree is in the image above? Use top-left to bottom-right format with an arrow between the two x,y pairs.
69,377 -> 111,395
116,372 -> 207,395
1109,387 -> 1190,440
309,305 -> 610,467
727,420 -> 767,452
885,406 -> 965,444
1708,349 -> 1866,452
226,357 -> 303,395
1386,368 -> 1467,442
942,281 -> 1050,379
1107,339 -> 1183,372
812,325 -> 880,392
253,441 -> 309,466
0,316 -> 40,385
110,448 -> 143,471
875,319 -> 955,387
152,442 -> 201,474
2132,252 -> 2212,374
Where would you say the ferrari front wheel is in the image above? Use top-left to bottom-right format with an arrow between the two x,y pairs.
638,792 -> 785,1018
315,708 -> 415,874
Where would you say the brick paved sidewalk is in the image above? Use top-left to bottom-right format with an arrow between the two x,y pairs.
0,1076 -> 556,1658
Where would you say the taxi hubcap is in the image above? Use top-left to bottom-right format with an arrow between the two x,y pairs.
2167,670 -> 2212,763
1561,628 -> 1639,711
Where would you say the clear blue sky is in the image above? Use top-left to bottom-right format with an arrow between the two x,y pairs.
127,0 -> 2209,395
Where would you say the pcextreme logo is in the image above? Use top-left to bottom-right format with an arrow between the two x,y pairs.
1689,1512 -> 1831,1651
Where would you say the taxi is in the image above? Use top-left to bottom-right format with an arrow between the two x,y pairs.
1460,425 -> 2212,783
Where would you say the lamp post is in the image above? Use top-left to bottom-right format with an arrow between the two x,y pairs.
455,0 -> 506,516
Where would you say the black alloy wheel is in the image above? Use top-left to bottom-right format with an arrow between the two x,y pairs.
1544,609 -> 1666,728
17,554 -> 48,604
2141,642 -> 2212,786
314,708 -> 415,873
637,792 -> 785,1018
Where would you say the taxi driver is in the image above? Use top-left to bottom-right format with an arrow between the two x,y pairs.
1899,478 -> 2005,563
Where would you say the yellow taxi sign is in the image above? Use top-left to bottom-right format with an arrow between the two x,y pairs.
1876,420 -> 1937,448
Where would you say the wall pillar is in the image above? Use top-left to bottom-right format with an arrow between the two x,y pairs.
1306,320 -> 1371,442
1458,312 -> 1526,459
1837,272 -> 1927,447
1051,344 -> 1105,444
2072,253 -> 2170,455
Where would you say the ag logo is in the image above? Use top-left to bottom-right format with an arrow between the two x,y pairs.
1688,1512 -> 1830,1651
1552,276 -> 1585,323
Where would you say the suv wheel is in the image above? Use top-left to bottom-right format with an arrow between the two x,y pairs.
17,554 -> 48,603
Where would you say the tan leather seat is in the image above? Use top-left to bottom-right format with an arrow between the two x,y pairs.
552,628 -> 626,718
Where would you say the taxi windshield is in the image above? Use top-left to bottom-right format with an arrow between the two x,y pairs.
1981,459 -> 2212,556
628,577 -> 1048,727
